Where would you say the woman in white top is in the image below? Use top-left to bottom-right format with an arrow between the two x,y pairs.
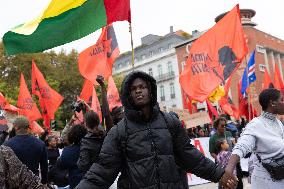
225,88 -> 284,189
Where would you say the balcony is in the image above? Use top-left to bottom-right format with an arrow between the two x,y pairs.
156,71 -> 175,82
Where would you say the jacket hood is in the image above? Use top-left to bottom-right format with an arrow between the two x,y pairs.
120,71 -> 158,122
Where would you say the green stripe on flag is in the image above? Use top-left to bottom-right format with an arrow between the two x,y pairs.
3,0 -> 107,55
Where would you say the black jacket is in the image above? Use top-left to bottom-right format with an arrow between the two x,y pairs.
76,71 -> 224,189
77,131 -> 105,173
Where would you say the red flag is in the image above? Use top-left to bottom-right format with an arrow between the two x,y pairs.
91,88 -> 102,122
274,64 -> 284,91
17,73 -> 41,121
179,5 -> 248,102
263,68 -> 274,90
219,76 -> 239,119
206,99 -> 218,121
0,92 -> 8,109
238,81 -> 257,120
107,76 -> 122,111
30,121 -> 44,135
78,24 -> 119,85
32,60 -> 63,119
79,79 -> 93,106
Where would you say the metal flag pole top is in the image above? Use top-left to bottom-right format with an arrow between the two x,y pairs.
129,22 -> 135,68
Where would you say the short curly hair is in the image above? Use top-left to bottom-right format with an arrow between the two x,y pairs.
213,117 -> 227,129
259,88 -> 281,110
67,124 -> 87,145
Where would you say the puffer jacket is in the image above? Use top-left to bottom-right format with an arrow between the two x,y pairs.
77,131 -> 105,173
76,71 -> 224,189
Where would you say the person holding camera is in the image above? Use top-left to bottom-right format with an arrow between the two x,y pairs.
226,88 -> 284,188
77,110 -> 105,174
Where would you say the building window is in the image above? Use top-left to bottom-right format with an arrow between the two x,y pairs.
170,83 -> 175,99
256,45 -> 265,54
158,47 -> 163,53
158,65 -> 163,77
168,43 -> 173,49
160,85 -> 165,101
148,68 -> 153,76
141,54 -> 146,60
172,104 -> 176,108
149,51 -> 154,57
168,61 -> 173,75
259,64 -> 266,72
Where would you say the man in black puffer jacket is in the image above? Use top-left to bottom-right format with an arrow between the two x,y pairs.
76,71 -> 237,189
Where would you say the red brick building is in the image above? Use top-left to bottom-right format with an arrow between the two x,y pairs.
175,9 -> 284,113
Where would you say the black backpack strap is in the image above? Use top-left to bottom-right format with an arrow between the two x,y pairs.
160,111 -> 177,138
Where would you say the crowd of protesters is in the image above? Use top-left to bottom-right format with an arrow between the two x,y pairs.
0,72 -> 283,189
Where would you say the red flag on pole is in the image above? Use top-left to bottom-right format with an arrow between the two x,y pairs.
91,88 -> 102,122
107,76 -> 122,111
79,79 -> 93,106
32,60 -> 63,120
263,68 -> 274,90
78,24 -> 119,85
219,76 -> 239,119
179,5 -> 248,102
206,99 -> 218,121
17,73 -> 42,121
274,64 -> 284,91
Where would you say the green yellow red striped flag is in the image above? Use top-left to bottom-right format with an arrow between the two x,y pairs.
3,0 -> 131,55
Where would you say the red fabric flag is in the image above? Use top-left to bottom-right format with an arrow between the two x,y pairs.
263,68 -> 274,90
78,24 -> 120,85
0,92 -> 19,112
107,76 -> 122,111
219,76 -> 239,119
273,64 -> 284,91
38,96 -> 51,129
0,92 -> 8,109
91,88 -> 102,122
79,79 -> 93,106
17,73 -> 42,121
206,99 -> 218,121
30,121 -> 44,135
32,60 -> 63,119
238,81 -> 257,120
179,5 -> 248,102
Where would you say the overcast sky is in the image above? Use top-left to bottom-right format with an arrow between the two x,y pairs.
0,0 -> 283,54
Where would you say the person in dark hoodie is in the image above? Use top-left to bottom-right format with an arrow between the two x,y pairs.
77,110 -> 105,174
76,71 -> 237,189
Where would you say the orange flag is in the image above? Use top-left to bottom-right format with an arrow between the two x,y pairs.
263,68 -> 274,90
79,80 -> 102,122
219,76 -> 239,119
179,5 -> 248,102
78,24 -> 119,85
206,99 -> 218,121
273,64 -> 284,91
107,76 -> 122,111
32,60 -> 63,120
30,121 -> 44,135
79,79 -> 93,106
17,73 -> 41,121
92,88 -> 102,122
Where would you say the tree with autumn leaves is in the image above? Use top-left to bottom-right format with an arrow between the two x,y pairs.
0,43 -> 124,130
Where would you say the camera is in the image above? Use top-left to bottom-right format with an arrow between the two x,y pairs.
71,101 -> 85,112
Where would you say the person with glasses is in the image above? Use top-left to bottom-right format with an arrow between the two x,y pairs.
209,117 -> 234,160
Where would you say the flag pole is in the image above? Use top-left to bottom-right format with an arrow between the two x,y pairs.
245,55 -> 252,121
129,22 -> 135,68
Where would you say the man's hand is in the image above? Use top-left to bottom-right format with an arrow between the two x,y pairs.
96,75 -> 105,87
220,168 -> 238,189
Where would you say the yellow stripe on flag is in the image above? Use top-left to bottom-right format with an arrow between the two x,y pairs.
12,0 -> 87,35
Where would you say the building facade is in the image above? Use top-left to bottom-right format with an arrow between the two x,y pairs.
175,9 -> 284,113
113,27 -> 190,109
